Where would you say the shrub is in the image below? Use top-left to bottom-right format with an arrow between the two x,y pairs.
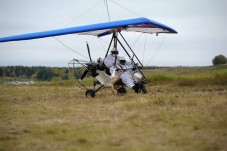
146,74 -> 180,84
212,55 -> 227,65
213,70 -> 227,85
178,79 -> 198,86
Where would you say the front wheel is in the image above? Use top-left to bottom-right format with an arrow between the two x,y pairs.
141,85 -> 147,94
85,89 -> 95,98
117,87 -> 127,94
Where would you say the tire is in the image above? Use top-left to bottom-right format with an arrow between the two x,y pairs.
141,85 -> 147,94
117,87 -> 127,94
85,89 -> 95,98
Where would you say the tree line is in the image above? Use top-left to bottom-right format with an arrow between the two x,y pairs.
1,55 -> 225,81
0,66 -> 71,81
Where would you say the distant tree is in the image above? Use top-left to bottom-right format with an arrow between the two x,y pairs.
63,68 -> 70,80
9,72 -> 16,77
212,54 -> 227,65
0,67 -> 3,76
15,66 -> 24,77
5,67 -> 11,77
63,74 -> 69,80
37,68 -> 54,81
24,67 -> 31,76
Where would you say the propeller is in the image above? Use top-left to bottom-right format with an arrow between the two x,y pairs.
86,42 -> 92,62
80,42 -> 99,80
80,69 -> 88,80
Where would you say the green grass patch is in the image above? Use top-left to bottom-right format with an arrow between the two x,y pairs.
145,66 -> 227,86
1,65 -> 227,150
0,85 -> 226,151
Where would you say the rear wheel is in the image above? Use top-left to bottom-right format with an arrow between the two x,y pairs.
85,89 -> 95,98
141,84 -> 147,94
141,86 -> 147,94
117,87 -> 127,94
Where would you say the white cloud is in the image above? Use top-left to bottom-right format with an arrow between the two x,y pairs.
0,0 -> 227,67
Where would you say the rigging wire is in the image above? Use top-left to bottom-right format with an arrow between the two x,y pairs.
53,37 -> 89,60
63,0 -> 104,27
98,37 -> 109,44
142,34 -> 147,64
59,0 -> 110,60
98,38 -> 109,54
87,2 -> 103,23
99,1 -> 106,22
131,33 -> 143,48
99,37 -> 127,56
109,0 -> 142,17
61,0 -> 144,62
145,34 -> 166,66
57,0 -> 161,66
105,0 -> 111,22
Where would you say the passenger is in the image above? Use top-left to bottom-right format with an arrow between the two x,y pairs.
104,47 -> 132,73
110,56 -> 142,93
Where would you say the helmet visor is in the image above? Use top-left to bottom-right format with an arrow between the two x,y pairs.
120,60 -> 126,64
111,51 -> 118,55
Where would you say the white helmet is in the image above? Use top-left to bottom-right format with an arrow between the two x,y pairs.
111,47 -> 118,52
133,72 -> 142,80
111,47 -> 118,55
118,56 -> 126,61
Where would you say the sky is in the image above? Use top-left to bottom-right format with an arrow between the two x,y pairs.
0,0 -> 227,67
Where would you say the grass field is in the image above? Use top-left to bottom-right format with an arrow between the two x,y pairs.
0,66 -> 227,151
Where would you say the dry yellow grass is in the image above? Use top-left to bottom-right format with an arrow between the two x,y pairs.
0,83 -> 227,151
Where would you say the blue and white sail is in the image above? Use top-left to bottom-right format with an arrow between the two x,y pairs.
0,17 -> 177,43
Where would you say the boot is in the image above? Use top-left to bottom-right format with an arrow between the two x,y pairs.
140,83 -> 147,94
132,83 -> 140,93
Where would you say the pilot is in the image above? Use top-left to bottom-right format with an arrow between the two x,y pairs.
103,47 -> 119,75
111,56 -> 141,93
104,47 -> 119,68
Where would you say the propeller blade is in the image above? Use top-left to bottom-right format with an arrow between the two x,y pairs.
86,42 -> 92,62
81,70 -> 88,80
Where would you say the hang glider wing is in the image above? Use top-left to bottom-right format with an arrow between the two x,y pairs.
0,17 -> 177,43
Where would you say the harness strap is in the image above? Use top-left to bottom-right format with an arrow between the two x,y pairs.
117,64 -> 127,72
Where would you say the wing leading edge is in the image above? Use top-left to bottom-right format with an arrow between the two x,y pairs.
0,17 -> 177,43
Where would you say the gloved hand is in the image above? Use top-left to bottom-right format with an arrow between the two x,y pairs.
132,66 -> 137,71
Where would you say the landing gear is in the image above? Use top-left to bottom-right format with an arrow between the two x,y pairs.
85,89 -> 95,98
140,84 -> 147,94
132,82 -> 147,94
114,79 -> 127,95
117,87 -> 127,94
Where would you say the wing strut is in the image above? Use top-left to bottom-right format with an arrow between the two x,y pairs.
119,32 -> 143,67
104,34 -> 114,58
107,31 -> 147,83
